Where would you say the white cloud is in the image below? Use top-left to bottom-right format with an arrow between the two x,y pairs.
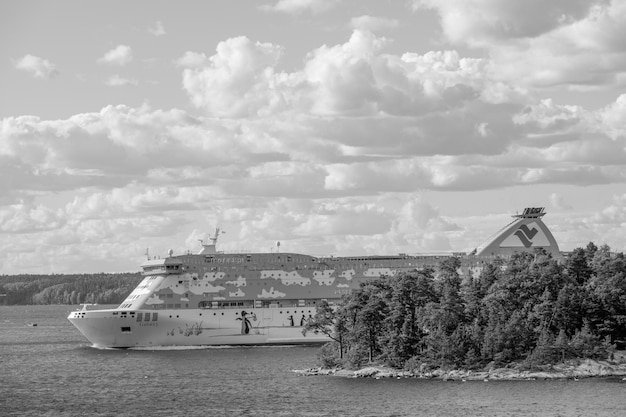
416,0 -> 626,89
13,54 -> 58,79
4,31 -> 626,206
414,0 -> 602,46
597,93 -> 626,140
261,0 -> 339,15
350,16 -> 399,33
105,75 -> 138,86
0,203 -> 64,233
148,21 -> 166,36
175,51 -> 209,68
3,26 -> 626,273
182,36 -> 285,117
98,45 -> 133,66
549,193 -> 573,211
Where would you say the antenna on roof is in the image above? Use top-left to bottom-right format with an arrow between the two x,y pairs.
198,228 -> 225,255
209,228 -> 225,245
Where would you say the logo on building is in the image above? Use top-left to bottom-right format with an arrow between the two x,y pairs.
514,225 -> 538,248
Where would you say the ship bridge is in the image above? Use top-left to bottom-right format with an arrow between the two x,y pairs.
141,257 -> 183,276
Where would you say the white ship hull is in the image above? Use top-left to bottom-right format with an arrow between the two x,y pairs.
68,306 -> 329,348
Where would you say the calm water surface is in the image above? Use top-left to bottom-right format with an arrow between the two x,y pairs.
1,305 -> 625,416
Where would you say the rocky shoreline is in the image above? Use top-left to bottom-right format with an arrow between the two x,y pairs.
294,358 -> 626,381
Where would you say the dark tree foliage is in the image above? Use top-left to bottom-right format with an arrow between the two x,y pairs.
303,300 -> 349,359
316,245 -> 626,370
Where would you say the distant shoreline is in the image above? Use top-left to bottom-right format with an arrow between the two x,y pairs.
294,357 -> 626,381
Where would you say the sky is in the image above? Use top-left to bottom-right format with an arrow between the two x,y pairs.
1,0 -> 626,274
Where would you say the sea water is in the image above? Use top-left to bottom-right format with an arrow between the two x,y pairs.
1,305 -> 625,417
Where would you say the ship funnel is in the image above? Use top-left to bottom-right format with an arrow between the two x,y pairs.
475,207 -> 560,258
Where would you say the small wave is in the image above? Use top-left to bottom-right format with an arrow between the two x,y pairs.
89,344 -> 127,350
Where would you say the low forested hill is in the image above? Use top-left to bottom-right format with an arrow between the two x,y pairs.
0,272 -> 143,305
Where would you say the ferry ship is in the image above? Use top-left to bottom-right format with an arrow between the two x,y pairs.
68,207 -> 561,348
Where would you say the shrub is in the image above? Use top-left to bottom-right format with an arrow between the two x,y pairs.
316,342 -> 343,369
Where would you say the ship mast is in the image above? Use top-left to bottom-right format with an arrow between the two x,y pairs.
198,228 -> 224,255
210,228 -> 221,246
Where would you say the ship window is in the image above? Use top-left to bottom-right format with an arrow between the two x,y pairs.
152,313 -> 158,321
144,313 -> 151,322
121,327 -> 131,333
136,314 -> 142,322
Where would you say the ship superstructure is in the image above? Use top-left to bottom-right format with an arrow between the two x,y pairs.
475,207 -> 560,257
68,207 -> 561,348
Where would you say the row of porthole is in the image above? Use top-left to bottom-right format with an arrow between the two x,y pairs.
167,309 -> 314,319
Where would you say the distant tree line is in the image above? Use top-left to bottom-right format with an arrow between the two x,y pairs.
305,243 -> 626,370
0,273 -> 143,305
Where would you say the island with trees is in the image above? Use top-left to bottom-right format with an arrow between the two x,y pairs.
302,243 -> 626,379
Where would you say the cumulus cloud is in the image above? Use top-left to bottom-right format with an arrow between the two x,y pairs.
550,193 -> 573,211
105,75 -> 138,86
181,36 -> 284,117
0,203 -> 65,233
175,51 -> 209,68
5,30 -> 626,207
98,45 -> 133,66
416,0 -> 626,89
597,93 -> 626,140
261,0 -> 339,14
3,26 -> 626,272
180,29 -> 507,121
148,20 -> 166,36
350,15 -> 399,33
13,54 -> 58,79
414,0 -> 600,45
